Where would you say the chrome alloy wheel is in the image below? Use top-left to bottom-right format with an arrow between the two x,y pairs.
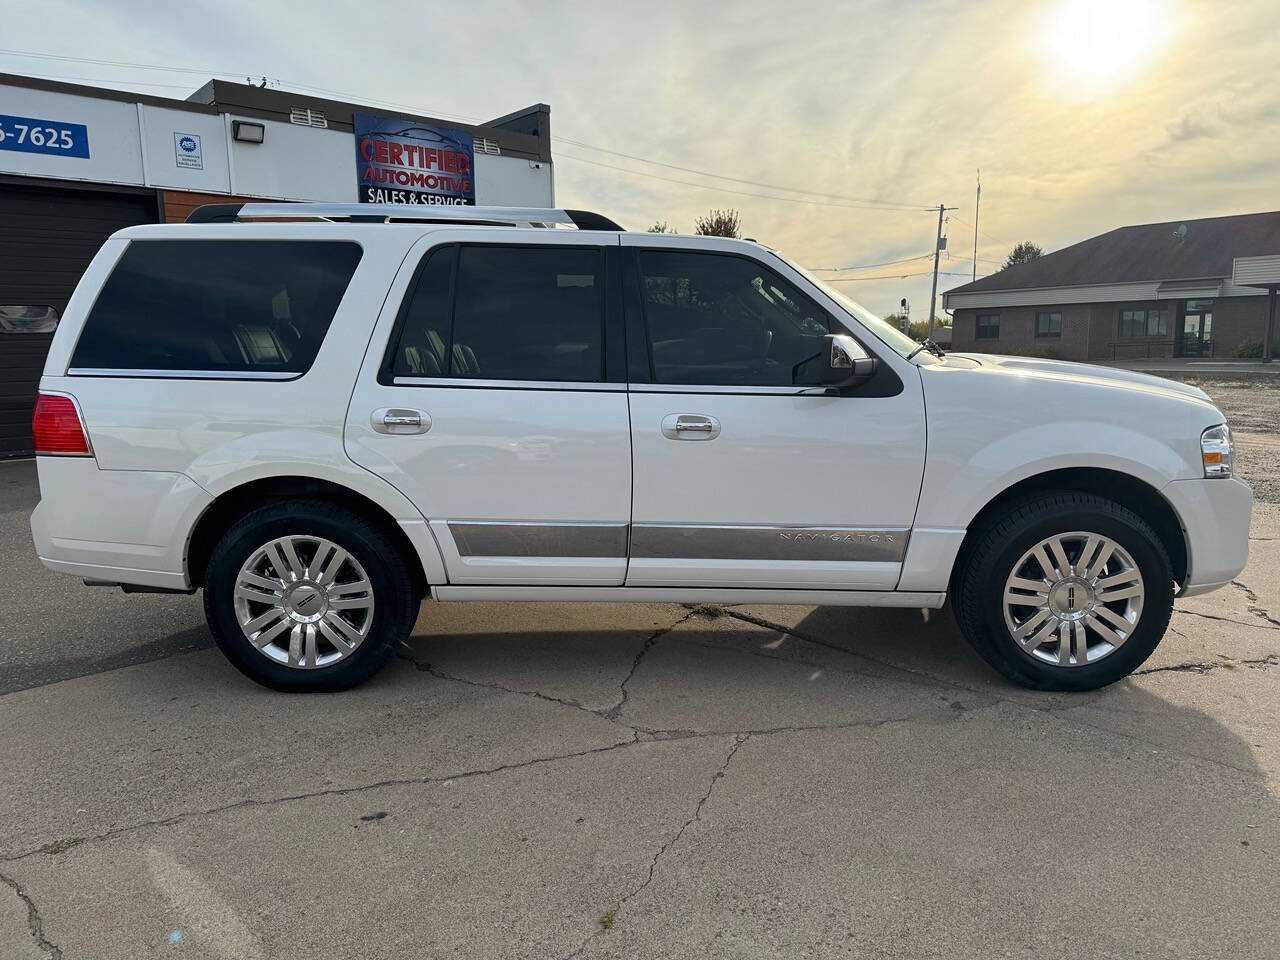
1002,531 -> 1144,667
232,535 -> 375,669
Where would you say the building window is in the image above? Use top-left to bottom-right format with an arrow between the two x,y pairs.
975,314 -> 1000,340
1035,311 -> 1062,338
1118,308 -> 1169,338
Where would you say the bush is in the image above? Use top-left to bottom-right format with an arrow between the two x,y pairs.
1236,341 -> 1264,358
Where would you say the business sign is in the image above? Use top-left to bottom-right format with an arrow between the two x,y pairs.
173,132 -> 203,169
353,112 -> 475,205
0,113 -> 89,158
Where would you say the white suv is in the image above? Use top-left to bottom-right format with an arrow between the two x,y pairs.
30,203 -> 1252,692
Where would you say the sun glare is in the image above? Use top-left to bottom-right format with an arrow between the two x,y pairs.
1033,0 -> 1176,98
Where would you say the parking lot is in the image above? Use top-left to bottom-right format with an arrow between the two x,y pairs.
2,378 -> 1279,959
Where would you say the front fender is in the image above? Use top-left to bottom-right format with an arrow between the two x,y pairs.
914,420 -> 1200,532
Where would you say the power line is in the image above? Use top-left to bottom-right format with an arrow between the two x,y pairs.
0,47 -> 245,77
809,253 -> 934,272
0,46 -> 942,214
0,47 -> 485,124
555,135 -> 934,210
825,269 -> 972,282
950,213 -> 1000,248
10,72 -> 201,90
558,151 -> 936,214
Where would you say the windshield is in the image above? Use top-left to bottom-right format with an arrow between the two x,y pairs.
774,254 -> 933,360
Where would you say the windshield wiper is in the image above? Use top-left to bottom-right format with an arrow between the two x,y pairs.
907,338 -> 946,361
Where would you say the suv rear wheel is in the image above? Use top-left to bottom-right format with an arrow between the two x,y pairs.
203,500 -> 420,691
952,492 -> 1174,691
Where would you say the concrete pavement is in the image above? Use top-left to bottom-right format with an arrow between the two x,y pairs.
1,463 -> 1278,958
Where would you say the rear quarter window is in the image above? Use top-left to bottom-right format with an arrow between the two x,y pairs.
70,240 -> 362,376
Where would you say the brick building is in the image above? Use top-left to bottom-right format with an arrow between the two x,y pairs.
944,211 -> 1280,362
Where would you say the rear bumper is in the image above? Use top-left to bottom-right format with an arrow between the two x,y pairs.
1163,476 -> 1253,596
30,457 -> 212,590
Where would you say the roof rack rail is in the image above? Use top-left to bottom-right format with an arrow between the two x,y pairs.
185,202 -> 624,231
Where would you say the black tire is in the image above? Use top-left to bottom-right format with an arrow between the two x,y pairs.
952,491 -> 1173,691
203,499 -> 421,692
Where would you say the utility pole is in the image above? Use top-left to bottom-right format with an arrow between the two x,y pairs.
927,204 -> 957,341
973,169 -> 981,282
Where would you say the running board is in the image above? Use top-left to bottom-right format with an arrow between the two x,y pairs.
429,586 -> 946,608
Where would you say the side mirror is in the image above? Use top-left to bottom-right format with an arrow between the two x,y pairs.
819,334 -> 878,389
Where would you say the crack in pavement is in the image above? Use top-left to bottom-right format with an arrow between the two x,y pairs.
395,644 -> 639,736
721,608 -> 1001,699
394,608 -> 698,734
0,869 -> 61,959
602,611 -> 697,720
0,739 -> 644,865
1231,580 -> 1280,628
1137,654 -> 1280,676
5,603 -> 1272,876
717,609 -> 1276,781
1173,607 -> 1280,632
563,734 -> 749,959
0,705 -> 992,869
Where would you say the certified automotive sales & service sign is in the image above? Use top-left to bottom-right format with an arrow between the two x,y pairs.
353,112 -> 475,205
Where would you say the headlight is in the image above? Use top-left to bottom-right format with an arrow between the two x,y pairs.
1201,424 -> 1233,478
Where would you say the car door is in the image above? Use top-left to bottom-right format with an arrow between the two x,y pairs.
346,230 -> 631,585
621,235 -> 926,590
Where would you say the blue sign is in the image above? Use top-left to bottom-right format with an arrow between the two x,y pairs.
0,113 -> 90,158
353,112 -> 474,205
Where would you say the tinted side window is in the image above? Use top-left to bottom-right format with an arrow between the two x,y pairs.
637,251 -> 830,386
389,246 -> 455,379
71,241 -> 362,374
448,246 -> 604,382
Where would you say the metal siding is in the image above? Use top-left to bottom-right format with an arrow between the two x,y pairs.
0,182 -> 155,456
1233,255 -> 1280,286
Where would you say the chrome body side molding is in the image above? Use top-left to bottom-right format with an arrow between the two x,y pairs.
442,521 -> 910,563
448,521 -> 629,558
629,525 -> 909,562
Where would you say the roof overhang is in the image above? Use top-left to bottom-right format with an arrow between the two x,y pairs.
944,277 -> 1263,310
1233,255 -> 1280,288
1155,280 -> 1222,299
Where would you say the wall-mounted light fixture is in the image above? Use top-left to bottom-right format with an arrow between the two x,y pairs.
232,120 -> 266,144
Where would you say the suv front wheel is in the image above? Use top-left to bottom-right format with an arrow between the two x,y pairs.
203,501 -> 420,691
952,492 -> 1174,691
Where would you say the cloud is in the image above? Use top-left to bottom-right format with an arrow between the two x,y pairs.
1165,111 -> 1223,143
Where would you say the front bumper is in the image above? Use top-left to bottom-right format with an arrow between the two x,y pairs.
1162,476 -> 1253,597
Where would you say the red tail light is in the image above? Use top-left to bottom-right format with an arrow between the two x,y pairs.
32,393 -> 92,456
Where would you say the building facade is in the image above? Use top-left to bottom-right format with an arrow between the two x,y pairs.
0,72 -> 555,456
944,211 -> 1280,363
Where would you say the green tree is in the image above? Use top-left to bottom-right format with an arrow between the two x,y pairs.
1002,241 -> 1044,270
694,208 -> 741,238
647,220 -> 671,234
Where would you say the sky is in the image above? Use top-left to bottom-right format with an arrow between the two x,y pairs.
4,0 -> 1279,319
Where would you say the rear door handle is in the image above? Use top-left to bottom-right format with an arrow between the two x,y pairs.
371,407 -> 431,435
661,414 -> 721,441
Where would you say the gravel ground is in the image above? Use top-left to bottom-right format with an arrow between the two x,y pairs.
1170,376 -> 1280,504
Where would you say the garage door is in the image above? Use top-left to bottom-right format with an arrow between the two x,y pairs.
0,182 -> 156,457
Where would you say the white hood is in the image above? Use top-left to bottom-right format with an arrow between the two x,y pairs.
945,353 -> 1215,406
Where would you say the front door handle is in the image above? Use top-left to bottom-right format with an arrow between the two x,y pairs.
371,407 -> 431,435
661,414 -> 721,441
